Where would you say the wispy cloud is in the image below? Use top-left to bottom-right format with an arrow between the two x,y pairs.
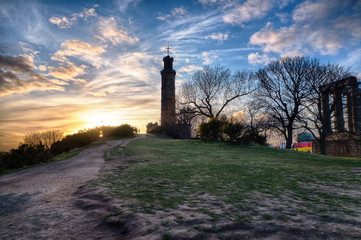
51,39 -> 105,68
158,10 -> 224,45
202,51 -> 218,65
114,0 -> 141,13
179,65 -> 203,74
198,0 -> 231,7
0,1 -> 57,47
205,32 -> 229,43
85,52 -> 158,98
223,0 -> 273,26
48,61 -> 87,83
247,52 -> 274,65
95,17 -> 139,45
342,48 -> 361,76
49,8 -> 97,29
157,6 -> 187,21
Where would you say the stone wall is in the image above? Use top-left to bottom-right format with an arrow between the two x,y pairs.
312,133 -> 361,157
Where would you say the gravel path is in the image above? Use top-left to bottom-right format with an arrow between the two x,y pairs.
0,136 -> 142,240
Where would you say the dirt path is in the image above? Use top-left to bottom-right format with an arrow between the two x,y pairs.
0,136 -> 143,240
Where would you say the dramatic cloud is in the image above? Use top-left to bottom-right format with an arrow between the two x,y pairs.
223,0 -> 273,25
49,8 -> 97,29
52,39 -> 105,68
205,32 -> 229,43
0,54 -> 64,96
157,6 -> 187,21
95,17 -> 139,45
249,0 -> 361,56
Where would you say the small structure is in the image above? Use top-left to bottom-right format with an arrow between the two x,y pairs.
313,76 -> 361,157
146,122 -> 159,133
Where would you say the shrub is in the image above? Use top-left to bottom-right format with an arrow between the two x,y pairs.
101,126 -> 117,138
0,144 -> 52,174
198,117 -> 267,145
222,121 -> 246,143
147,126 -> 163,134
51,128 -> 100,155
198,118 -> 224,141
110,124 -> 136,138
239,128 -> 267,145
101,124 -> 136,138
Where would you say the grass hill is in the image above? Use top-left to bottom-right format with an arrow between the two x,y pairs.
95,135 -> 361,239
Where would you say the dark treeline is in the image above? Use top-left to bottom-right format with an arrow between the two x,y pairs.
0,124 -> 136,174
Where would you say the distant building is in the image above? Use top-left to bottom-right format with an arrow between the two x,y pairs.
146,122 -> 159,133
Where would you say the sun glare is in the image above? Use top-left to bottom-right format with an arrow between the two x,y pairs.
82,111 -> 122,129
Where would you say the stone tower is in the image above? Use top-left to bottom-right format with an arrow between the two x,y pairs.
160,53 -> 176,129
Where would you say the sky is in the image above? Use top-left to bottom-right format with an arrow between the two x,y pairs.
1,0 -> 361,150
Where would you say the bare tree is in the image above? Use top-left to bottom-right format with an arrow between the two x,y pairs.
180,65 -> 253,119
300,63 -> 351,154
22,130 -> 63,149
255,56 -> 319,149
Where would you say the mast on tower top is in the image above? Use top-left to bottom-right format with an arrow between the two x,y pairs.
166,41 -> 171,56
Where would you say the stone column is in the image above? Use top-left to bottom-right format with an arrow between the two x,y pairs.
322,91 -> 332,134
346,92 -> 354,132
334,91 -> 345,132
352,85 -> 361,132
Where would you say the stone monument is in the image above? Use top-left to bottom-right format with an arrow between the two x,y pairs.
313,76 -> 361,157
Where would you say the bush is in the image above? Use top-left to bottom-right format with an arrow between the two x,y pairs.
51,128 -> 100,155
198,118 -> 224,141
0,144 -> 52,174
238,128 -> 267,145
147,126 -> 163,134
101,124 -> 136,138
198,117 -> 267,145
222,121 -> 246,143
109,124 -> 136,138
1,123 -> 137,174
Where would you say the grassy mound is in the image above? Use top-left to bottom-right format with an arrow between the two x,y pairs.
96,136 -> 361,239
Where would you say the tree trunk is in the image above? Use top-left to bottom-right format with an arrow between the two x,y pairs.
319,135 -> 327,155
285,127 -> 293,149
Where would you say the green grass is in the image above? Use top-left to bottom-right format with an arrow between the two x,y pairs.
97,136 -> 361,219
53,147 -> 86,162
